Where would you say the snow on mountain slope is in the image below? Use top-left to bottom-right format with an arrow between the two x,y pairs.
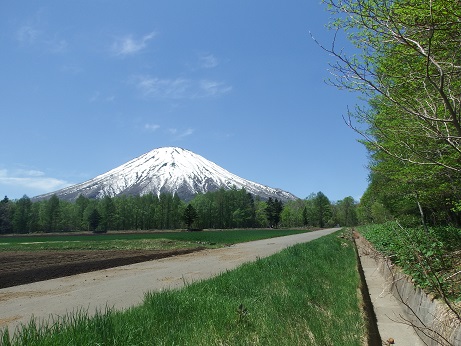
34,147 -> 298,202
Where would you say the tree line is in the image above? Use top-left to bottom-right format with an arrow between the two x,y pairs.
0,189 -> 359,234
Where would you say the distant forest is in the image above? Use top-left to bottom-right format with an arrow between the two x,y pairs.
0,188 -> 359,234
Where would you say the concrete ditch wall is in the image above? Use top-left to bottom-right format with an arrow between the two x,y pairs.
356,235 -> 461,346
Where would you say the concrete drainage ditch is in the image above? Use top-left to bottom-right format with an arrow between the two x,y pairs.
355,234 -> 461,346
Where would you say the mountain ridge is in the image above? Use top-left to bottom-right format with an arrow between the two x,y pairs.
34,147 -> 298,202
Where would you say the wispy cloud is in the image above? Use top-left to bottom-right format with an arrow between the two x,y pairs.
133,75 -> 231,99
16,169 -> 45,177
89,91 -> 100,102
0,169 -> 71,193
16,23 -> 68,53
199,80 -> 232,96
135,76 -> 191,98
144,123 -> 160,132
112,31 -> 157,56
89,91 -> 116,103
16,25 -> 40,44
46,36 -> 68,53
168,128 -> 195,139
60,64 -> 83,75
198,53 -> 218,68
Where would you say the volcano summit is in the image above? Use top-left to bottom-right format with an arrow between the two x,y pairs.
34,147 -> 298,202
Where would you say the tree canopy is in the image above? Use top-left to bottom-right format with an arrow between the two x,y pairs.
322,0 -> 461,226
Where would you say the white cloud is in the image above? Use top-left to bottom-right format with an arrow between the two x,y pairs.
46,37 -> 68,53
168,128 -> 194,139
199,80 -> 232,96
133,75 -> 231,99
0,169 -> 71,193
16,22 -> 68,54
199,53 -> 218,68
17,169 -> 45,177
112,31 -> 157,56
135,76 -> 190,98
16,25 -> 40,44
181,128 -> 194,137
144,123 -> 160,132
89,91 -> 115,103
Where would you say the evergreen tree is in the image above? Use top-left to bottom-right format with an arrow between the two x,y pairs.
240,192 -> 256,227
99,195 -> 116,231
183,204 -> 198,229
266,198 -> 283,228
0,196 -> 13,234
87,208 -> 101,232
46,195 -> 61,231
75,194 -> 90,230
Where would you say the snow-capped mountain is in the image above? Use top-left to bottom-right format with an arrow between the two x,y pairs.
34,147 -> 298,202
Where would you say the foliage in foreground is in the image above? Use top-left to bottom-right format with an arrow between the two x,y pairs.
323,0 -> 461,227
360,222 -> 461,303
1,231 -> 365,346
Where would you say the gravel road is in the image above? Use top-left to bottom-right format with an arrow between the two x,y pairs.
0,228 -> 338,335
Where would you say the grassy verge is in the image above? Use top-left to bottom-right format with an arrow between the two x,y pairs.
359,222 -> 461,303
0,229 -> 309,251
1,230 -> 365,345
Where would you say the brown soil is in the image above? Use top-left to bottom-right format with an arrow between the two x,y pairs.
0,248 -> 204,289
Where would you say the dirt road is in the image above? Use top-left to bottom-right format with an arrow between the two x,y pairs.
0,228 -> 338,335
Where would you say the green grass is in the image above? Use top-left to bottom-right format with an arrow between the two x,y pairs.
1,230 -> 365,345
360,222 -> 461,302
0,229 -> 309,251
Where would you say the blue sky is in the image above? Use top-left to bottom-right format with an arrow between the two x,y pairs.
0,1 -> 369,202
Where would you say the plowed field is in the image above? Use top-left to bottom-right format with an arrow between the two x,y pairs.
0,248 -> 203,289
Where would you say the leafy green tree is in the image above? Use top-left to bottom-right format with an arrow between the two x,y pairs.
141,193 -> 159,229
312,192 -> 331,228
183,204 -> 198,229
28,202 -> 41,233
190,188 -> 255,229
321,0 -> 461,226
57,200 -> 76,231
323,0 -> 461,168
254,199 -> 268,227
13,195 -> 32,233
334,196 -> 358,227
115,196 -> 136,230
280,207 -> 294,228
279,199 -> 306,228
156,193 -> 183,229
302,206 -> 308,226
190,193 -> 215,229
